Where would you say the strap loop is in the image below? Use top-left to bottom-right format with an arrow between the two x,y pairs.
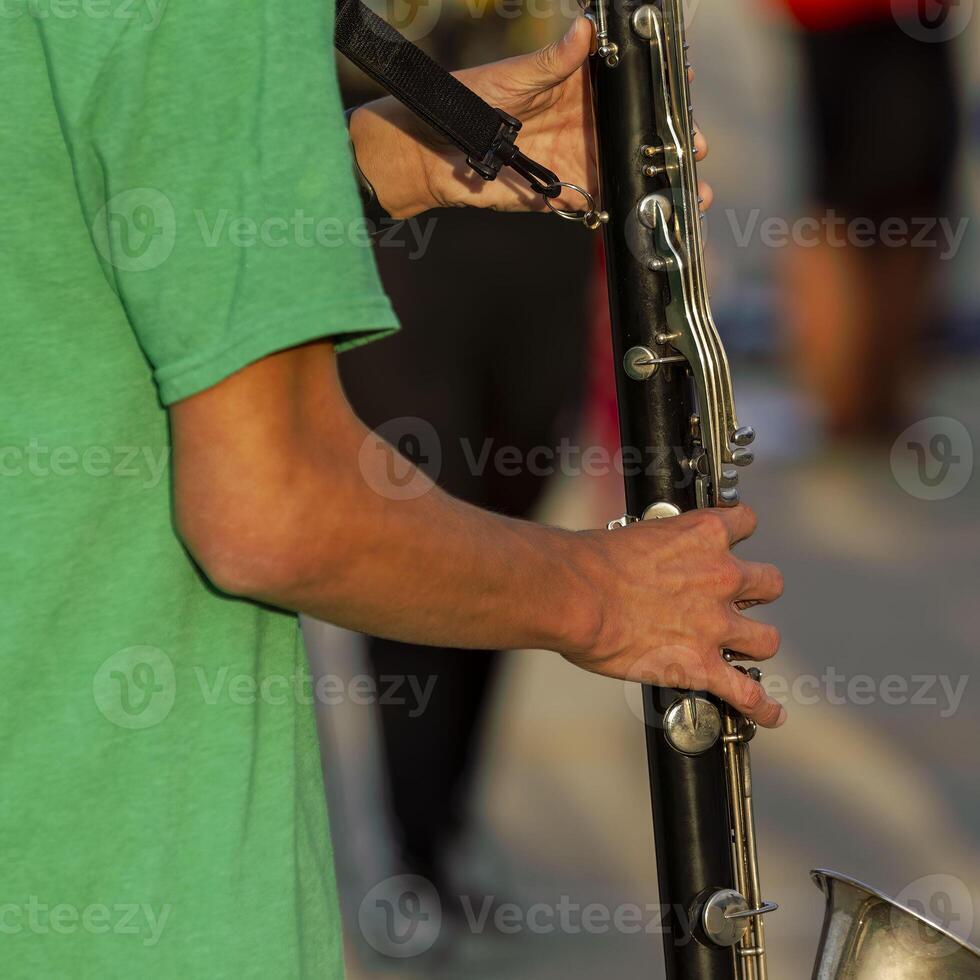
546,183 -> 608,229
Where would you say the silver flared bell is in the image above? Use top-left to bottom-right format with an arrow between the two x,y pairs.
812,870 -> 980,979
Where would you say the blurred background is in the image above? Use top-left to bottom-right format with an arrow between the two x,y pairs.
309,0 -> 980,975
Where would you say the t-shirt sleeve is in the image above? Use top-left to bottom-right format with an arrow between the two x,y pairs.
70,0 -> 399,405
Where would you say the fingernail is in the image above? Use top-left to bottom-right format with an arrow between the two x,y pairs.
564,18 -> 580,42
775,706 -> 788,727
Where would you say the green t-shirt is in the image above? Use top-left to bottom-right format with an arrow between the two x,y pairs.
0,2 -> 397,977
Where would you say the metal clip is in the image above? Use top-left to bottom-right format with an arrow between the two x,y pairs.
546,182 -> 609,230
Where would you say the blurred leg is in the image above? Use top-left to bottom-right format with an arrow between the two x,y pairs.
340,208 -> 592,890
789,20 -> 959,442
366,640 -> 498,887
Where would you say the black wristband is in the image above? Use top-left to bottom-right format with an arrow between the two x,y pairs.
344,107 -> 394,230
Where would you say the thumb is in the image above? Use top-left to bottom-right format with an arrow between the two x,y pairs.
526,17 -> 592,90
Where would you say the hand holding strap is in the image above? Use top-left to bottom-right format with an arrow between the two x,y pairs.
334,0 -> 562,199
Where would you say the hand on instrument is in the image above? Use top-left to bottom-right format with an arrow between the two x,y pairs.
564,506 -> 786,729
349,18 -> 713,218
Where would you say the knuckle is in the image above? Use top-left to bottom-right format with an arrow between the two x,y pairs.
717,559 -> 744,595
697,511 -> 728,544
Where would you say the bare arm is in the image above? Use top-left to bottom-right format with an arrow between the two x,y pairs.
172,340 -> 597,653
170,341 -> 786,728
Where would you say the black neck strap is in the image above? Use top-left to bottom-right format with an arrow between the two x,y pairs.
334,0 -> 562,199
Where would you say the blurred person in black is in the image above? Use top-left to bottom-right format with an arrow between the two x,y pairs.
775,0 -> 961,441
336,9 -> 594,904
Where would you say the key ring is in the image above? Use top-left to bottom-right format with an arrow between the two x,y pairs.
545,182 -> 609,230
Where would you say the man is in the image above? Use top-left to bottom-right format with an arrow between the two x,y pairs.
1,5 -> 783,979
774,0 -> 961,440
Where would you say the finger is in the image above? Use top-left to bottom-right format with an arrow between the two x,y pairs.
694,125 -> 708,160
735,560 -> 784,604
701,504 -> 758,547
710,663 -> 786,729
721,615 -> 781,662
530,17 -> 593,88
698,181 -> 713,213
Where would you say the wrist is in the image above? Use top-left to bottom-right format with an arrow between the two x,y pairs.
532,525 -> 606,657
347,103 -> 437,220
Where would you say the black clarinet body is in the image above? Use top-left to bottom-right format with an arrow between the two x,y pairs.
586,1 -> 773,978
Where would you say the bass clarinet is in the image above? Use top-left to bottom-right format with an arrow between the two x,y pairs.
585,0 -> 775,977
582,2 -> 980,979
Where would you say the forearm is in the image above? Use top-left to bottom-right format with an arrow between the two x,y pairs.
280,445 -> 600,654
176,391 -> 601,655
